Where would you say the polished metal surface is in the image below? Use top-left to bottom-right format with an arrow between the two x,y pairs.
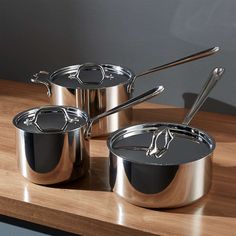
109,152 -> 212,208
107,66 -> 223,208
146,127 -> 174,158
146,67 -> 225,157
108,122 -> 215,208
76,83 -> 132,137
51,64 -> 134,137
50,64 -> 134,89
109,123 -> 215,165
13,106 -> 90,185
31,47 -> 219,137
15,122 -> 90,185
14,106 -> 88,133
68,63 -> 106,85
85,86 -> 164,138
31,64 -> 135,137
127,46 -> 219,93
23,107 -> 85,132
13,86 -> 164,184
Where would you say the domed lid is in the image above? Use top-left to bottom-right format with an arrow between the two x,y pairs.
13,106 -> 88,134
50,63 -> 134,89
108,123 -> 215,166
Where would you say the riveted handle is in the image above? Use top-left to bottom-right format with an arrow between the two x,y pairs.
30,71 -> 52,97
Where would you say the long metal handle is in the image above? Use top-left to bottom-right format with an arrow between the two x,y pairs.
85,85 -> 164,138
31,71 -> 52,97
127,47 -> 219,93
183,67 -> 225,125
146,66 -> 225,157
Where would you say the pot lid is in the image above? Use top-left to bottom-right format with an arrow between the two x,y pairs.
50,63 -> 134,89
13,106 -> 88,134
108,123 -> 215,166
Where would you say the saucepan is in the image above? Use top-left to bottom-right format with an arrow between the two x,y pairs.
13,86 -> 164,185
31,47 -> 219,137
108,67 -> 224,208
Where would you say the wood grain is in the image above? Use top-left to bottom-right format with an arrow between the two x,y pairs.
0,79 -> 235,235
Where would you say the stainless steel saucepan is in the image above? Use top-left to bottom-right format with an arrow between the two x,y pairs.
108,67 -> 224,208
13,86 -> 164,185
31,47 -> 219,137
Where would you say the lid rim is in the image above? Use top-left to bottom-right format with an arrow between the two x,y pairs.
107,122 -> 215,166
12,106 -> 89,134
49,64 -> 135,89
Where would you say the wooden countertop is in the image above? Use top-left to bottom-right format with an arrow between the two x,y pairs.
0,79 -> 235,235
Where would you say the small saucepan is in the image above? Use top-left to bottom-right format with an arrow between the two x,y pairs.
13,86 -> 164,185
31,47 -> 219,137
108,67 -> 225,208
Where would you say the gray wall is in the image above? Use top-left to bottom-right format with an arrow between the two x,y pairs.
0,0 -> 235,235
1,0 -> 235,115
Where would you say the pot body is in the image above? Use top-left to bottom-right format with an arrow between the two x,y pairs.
50,83 -> 132,137
109,153 -> 212,208
108,122 -> 215,208
16,126 -> 89,185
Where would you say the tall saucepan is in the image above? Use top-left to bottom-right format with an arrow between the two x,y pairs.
108,67 -> 224,208
31,47 -> 219,137
13,86 -> 164,185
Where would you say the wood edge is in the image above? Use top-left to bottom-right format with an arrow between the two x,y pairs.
0,196 -> 157,236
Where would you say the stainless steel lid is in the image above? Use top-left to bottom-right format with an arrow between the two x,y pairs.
50,63 -> 134,89
108,123 -> 215,166
13,106 -> 88,133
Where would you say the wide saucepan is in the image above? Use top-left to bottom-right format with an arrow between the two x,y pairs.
13,86 -> 164,185
31,47 -> 219,137
108,67 -> 224,208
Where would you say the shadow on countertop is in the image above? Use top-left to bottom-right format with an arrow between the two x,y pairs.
183,93 -> 236,115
